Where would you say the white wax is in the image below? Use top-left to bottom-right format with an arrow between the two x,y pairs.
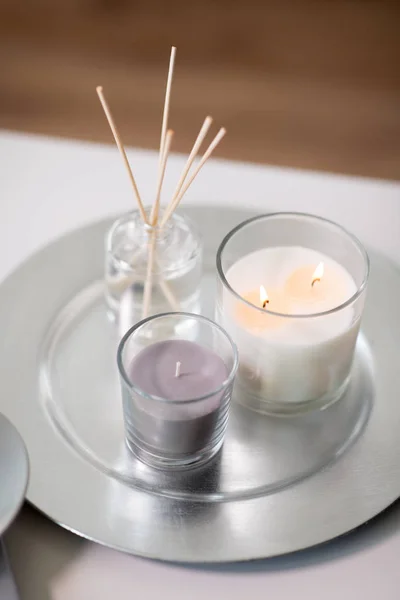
218,247 -> 360,409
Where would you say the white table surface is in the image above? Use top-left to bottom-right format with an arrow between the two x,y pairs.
1,130 -> 400,599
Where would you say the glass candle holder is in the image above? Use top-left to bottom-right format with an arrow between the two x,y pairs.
216,213 -> 369,415
105,209 -> 203,336
117,312 -> 238,469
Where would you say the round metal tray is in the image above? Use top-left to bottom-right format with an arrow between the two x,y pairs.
0,206 -> 398,562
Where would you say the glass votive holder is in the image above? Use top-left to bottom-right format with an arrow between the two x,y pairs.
216,213 -> 369,415
117,312 -> 239,469
105,209 -> 203,336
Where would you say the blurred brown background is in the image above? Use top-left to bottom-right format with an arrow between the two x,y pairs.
0,1 -> 399,179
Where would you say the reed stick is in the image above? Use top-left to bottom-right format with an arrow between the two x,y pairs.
158,277 -> 180,311
142,130 -> 175,318
96,86 -> 147,223
149,46 -> 177,226
151,129 -> 174,226
160,127 -> 226,228
109,269 -> 179,311
141,233 -> 157,319
165,115 -> 212,219
142,231 -> 181,317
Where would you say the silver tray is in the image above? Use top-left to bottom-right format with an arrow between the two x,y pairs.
0,206 -> 398,563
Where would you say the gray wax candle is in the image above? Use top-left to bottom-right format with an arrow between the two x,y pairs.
125,339 -> 228,459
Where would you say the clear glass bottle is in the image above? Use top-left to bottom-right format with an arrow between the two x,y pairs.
105,209 -> 203,336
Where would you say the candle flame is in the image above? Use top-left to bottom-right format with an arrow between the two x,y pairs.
311,262 -> 324,287
260,285 -> 269,308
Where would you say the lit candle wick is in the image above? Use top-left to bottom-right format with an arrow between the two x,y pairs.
175,361 -> 181,378
260,285 -> 269,308
311,262 -> 324,287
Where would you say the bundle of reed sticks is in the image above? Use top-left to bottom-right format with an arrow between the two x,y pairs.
96,46 -> 226,319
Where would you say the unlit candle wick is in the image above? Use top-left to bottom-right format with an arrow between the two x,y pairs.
175,361 -> 182,378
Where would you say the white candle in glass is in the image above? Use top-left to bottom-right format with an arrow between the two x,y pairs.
220,246 -> 360,411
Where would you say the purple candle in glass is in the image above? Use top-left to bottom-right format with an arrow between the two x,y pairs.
117,313 -> 238,469
129,339 -> 228,400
